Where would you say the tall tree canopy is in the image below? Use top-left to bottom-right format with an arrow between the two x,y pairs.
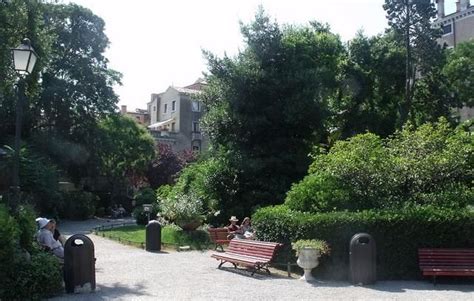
200,10 -> 345,215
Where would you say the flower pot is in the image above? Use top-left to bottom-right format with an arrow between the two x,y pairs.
296,248 -> 320,281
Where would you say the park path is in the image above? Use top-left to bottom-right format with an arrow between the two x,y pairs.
48,219 -> 474,301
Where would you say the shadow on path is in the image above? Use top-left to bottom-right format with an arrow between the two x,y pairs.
49,282 -> 150,301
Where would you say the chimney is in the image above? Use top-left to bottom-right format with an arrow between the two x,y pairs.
437,0 -> 445,18
121,105 -> 127,114
460,0 -> 470,10
456,0 -> 461,12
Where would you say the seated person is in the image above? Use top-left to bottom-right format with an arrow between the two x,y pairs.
239,217 -> 255,240
225,216 -> 240,239
118,204 -> 126,217
36,217 -> 64,259
49,219 -> 66,246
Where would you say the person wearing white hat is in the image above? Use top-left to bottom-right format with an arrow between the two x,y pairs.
36,217 -> 64,259
225,216 -> 240,239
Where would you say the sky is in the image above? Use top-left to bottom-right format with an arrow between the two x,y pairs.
67,0 -> 455,112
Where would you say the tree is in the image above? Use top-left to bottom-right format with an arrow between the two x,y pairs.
443,40 -> 474,109
329,31 -> 405,138
146,143 -> 196,189
383,0 -> 442,125
200,9 -> 345,216
95,115 -> 155,195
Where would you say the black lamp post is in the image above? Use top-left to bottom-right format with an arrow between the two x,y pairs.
10,38 -> 37,207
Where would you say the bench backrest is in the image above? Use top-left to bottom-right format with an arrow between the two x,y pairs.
419,248 -> 474,267
208,228 -> 230,242
227,239 -> 281,261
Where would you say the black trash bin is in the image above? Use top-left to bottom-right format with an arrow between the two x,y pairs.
64,234 -> 96,294
349,233 -> 376,285
146,220 -> 161,252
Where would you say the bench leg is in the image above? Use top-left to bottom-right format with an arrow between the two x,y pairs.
433,275 -> 437,286
218,260 -> 226,269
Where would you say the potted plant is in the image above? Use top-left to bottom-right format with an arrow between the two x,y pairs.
292,239 -> 330,282
160,192 -> 204,231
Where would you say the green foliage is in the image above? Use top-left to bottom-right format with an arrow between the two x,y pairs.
200,9 -> 345,219
15,204 -> 37,252
292,239 -> 330,256
443,40 -> 474,108
58,191 -> 97,220
96,115 -> 155,183
160,192 -> 204,227
1,252 -> 63,300
0,204 -> 19,270
134,187 -> 156,207
253,205 -> 474,279
133,203 -> 159,226
287,119 -> 473,212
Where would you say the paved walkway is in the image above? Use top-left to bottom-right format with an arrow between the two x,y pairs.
49,219 -> 474,301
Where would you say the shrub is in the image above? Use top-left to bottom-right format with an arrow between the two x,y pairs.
133,203 -> 159,225
286,120 -> 473,212
0,204 -> 19,273
1,252 -> 63,300
58,191 -> 97,220
133,187 -> 156,207
15,204 -> 37,252
160,192 -> 204,228
253,205 -> 474,280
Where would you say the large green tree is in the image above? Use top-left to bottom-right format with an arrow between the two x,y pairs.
383,0 -> 442,125
443,40 -> 474,110
200,10 -> 345,217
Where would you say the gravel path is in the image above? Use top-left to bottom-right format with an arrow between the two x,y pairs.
48,219 -> 474,301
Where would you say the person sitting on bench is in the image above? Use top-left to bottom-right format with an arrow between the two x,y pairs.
36,217 -> 64,259
225,216 -> 240,239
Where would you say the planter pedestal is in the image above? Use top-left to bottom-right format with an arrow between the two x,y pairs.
296,248 -> 320,282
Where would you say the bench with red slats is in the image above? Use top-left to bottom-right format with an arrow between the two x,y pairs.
418,248 -> 474,284
211,239 -> 282,276
208,227 -> 231,251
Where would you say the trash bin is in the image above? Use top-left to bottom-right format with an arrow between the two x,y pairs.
349,233 -> 376,285
146,220 -> 161,252
64,234 -> 96,294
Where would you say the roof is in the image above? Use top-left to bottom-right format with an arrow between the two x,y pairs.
173,86 -> 201,95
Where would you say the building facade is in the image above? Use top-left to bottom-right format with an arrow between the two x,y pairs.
435,0 -> 474,47
435,0 -> 474,121
146,80 -> 208,153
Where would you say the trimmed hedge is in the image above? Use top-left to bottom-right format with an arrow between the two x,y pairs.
253,205 -> 474,280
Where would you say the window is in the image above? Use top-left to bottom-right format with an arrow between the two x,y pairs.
172,101 -> 176,111
164,103 -> 168,113
153,106 -> 156,111
442,24 -> 452,35
192,145 -> 200,152
192,100 -> 200,112
193,121 -> 199,132
171,122 -> 175,132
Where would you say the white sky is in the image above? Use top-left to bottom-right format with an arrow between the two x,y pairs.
67,0 -> 455,111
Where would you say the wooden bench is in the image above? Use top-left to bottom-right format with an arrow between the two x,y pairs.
418,248 -> 474,284
211,239 -> 282,276
208,227 -> 231,251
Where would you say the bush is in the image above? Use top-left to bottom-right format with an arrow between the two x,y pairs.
253,205 -> 474,280
286,120 -> 473,212
0,204 -> 19,273
15,204 -> 37,252
1,252 -> 63,300
133,187 -> 156,207
160,192 -> 204,228
133,203 -> 159,225
58,191 -> 97,220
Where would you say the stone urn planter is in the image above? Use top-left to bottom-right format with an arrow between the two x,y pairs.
296,248 -> 320,281
292,239 -> 330,282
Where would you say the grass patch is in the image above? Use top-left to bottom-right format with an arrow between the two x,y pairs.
97,224 -> 210,250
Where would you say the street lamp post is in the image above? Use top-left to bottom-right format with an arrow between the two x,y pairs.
10,38 -> 37,207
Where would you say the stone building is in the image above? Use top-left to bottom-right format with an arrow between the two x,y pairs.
146,80 -> 208,153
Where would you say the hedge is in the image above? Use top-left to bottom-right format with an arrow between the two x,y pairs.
252,205 -> 474,280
